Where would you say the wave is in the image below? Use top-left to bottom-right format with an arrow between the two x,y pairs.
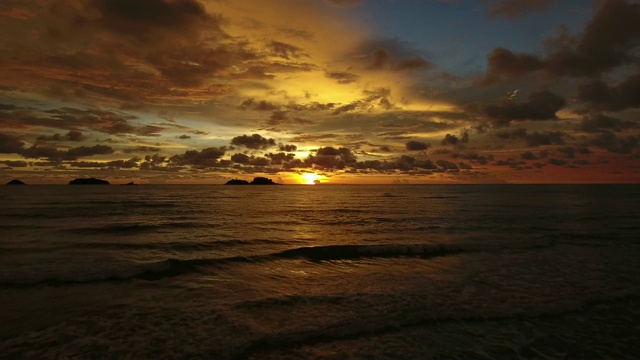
68,239 -> 283,251
0,243 -> 467,289
65,221 -> 216,235
233,292 -> 640,359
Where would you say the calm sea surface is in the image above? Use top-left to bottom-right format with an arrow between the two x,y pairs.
1,184 -> 639,359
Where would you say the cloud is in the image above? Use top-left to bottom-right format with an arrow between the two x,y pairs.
325,71 -> 360,84
586,131 -> 639,154
279,144 -> 297,152
307,146 -> 357,169
37,130 -> 87,142
367,49 -> 432,72
495,128 -> 566,146
468,90 -> 565,126
230,153 -> 250,164
122,146 -> 162,154
230,134 -> 277,149
405,140 -> 430,151
0,132 -> 25,153
479,0 -> 640,84
487,0 -> 561,19
441,134 -> 460,146
579,113 -> 636,133
169,147 -> 226,167
547,158 -> 567,166
95,0 -> 214,36
269,41 -> 305,60
577,74 -> 640,112
20,144 -> 115,161
326,0 -> 364,8
266,152 -> 296,164
0,160 -> 28,168
525,131 -> 566,147
239,98 -> 280,111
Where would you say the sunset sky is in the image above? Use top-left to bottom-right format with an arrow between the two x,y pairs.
1,0 -> 639,184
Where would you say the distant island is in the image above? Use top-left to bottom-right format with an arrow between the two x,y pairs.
225,177 -> 278,185
69,177 -> 110,185
6,179 -> 25,185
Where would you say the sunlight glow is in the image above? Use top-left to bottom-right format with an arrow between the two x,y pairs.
301,172 -> 320,185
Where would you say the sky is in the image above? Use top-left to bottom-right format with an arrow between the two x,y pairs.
0,0 -> 639,184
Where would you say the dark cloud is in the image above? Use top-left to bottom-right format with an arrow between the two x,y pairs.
248,157 -> 271,167
0,160 -> 28,168
587,131 -> 639,154
441,134 -> 460,146
230,134 -> 277,149
37,130 -> 87,142
495,128 -> 528,140
435,159 -> 459,170
326,0 -> 364,8
520,151 -> 538,160
266,152 -> 296,165
556,146 -> 591,158
122,146 -> 162,154
170,147 -> 226,167
367,49 -> 432,72
178,134 -> 191,139
307,147 -> 357,169
332,87 -> 392,115
286,102 -> 336,112
488,0 -> 561,19
547,158 -> 567,166
579,114 -> 636,133
325,71 -> 360,84
478,48 -> 543,85
269,41 -> 305,59
577,74 -> 640,112
0,132 -> 25,153
405,140 -> 430,151
66,145 -> 114,158
68,157 -> 140,169
239,98 -> 280,111
479,0 -> 640,83
279,144 -> 297,152
20,144 -> 115,161
95,0 -> 214,35
230,153 -> 250,164
451,151 -> 494,165
468,90 -> 565,126
525,131 -> 566,147
495,128 -> 566,147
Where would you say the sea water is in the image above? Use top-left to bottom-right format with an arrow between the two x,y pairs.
1,184 -> 639,359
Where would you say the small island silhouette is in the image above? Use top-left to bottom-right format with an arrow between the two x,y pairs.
225,177 -> 278,185
69,177 -> 110,185
6,179 -> 26,185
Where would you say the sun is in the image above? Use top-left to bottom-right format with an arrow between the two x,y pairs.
301,172 -> 321,185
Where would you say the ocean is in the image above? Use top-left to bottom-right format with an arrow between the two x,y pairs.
1,184 -> 639,359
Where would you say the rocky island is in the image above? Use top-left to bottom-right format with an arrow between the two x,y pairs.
225,177 -> 278,185
6,179 -> 26,185
69,177 -> 110,185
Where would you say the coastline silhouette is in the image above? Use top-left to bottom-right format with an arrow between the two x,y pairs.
225,177 -> 278,185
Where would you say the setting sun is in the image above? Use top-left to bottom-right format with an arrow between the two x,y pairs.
301,173 -> 321,185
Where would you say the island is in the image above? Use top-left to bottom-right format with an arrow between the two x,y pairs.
69,177 -> 110,185
6,179 -> 26,185
225,177 -> 278,185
